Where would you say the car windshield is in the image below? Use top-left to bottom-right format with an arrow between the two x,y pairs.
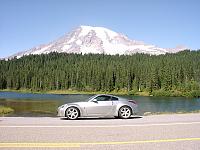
86,95 -> 96,102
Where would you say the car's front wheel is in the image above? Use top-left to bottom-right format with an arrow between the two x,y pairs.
65,107 -> 79,120
119,106 -> 132,119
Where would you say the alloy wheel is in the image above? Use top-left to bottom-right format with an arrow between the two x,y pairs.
66,107 -> 79,120
119,106 -> 131,119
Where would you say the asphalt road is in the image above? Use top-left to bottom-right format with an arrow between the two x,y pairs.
0,114 -> 200,150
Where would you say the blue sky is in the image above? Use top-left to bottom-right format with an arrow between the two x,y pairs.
0,0 -> 200,58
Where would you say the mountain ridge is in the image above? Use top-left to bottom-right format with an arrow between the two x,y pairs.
7,25 -> 187,59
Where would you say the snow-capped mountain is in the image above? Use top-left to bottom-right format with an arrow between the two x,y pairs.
8,25 -> 186,59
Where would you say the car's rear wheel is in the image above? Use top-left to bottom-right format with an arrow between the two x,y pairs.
119,106 -> 132,119
65,107 -> 79,120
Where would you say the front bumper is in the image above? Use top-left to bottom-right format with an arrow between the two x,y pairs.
57,107 -> 66,117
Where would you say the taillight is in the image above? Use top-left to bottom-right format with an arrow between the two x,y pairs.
128,100 -> 137,105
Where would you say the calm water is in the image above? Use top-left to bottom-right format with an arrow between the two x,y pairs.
0,91 -> 200,117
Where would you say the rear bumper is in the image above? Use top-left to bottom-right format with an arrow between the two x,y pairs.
131,105 -> 138,115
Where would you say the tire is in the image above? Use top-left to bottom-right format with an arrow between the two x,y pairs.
65,107 -> 79,120
119,106 -> 132,119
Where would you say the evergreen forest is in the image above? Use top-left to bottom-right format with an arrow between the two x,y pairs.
0,50 -> 200,97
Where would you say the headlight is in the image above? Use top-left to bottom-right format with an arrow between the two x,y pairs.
59,104 -> 67,109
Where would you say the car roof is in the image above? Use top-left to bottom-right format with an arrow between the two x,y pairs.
94,94 -> 118,98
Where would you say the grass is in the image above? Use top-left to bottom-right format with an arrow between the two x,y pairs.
151,89 -> 200,98
133,91 -> 150,96
0,106 -> 14,116
0,89 -> 130,95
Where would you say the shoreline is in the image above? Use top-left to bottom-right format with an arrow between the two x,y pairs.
0,89 -> 199,98
0,89 -> 151,96
142,110 -> 200,116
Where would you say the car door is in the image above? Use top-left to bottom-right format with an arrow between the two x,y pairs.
86,95 -> 114,116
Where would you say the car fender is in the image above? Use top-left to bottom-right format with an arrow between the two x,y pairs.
64,104 -> 85,117
114,103 -> 126,116
114,103 -> 134,116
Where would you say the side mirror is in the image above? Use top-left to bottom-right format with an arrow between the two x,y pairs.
92,99 -> 98,103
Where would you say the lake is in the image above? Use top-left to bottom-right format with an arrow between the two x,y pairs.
0,91 -> 200,117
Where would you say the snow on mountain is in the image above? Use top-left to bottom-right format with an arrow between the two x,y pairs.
7,25 -> 186,59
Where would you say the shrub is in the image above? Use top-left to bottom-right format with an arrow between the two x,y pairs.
0,106 -> 14,115
151,89 -> 171,97
184,90 -> 200,98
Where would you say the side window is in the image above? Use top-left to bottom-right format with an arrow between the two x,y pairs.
95,95 -> 111,101
111,96 -> 118,101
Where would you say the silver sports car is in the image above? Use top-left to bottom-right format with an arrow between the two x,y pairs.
57,94 -> 138,119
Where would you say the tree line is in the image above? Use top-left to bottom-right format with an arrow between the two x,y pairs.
0,50 -> 200,97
